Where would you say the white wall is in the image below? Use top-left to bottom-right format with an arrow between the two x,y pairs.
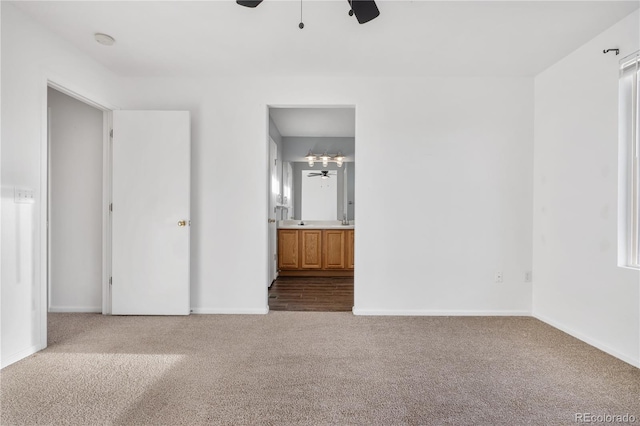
120,75 -> 534,316
1,3 -> 122,367
48,88 -> 103,313
533,10 -> 640,367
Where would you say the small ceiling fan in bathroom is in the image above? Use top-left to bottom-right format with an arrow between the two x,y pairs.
307,171 -> 335,179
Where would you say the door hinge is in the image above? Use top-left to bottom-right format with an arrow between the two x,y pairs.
110,129 -> 113,138
109,277 -> 112,286
109,203 -> 113,212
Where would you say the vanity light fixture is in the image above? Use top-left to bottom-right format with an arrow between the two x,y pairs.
305,150 -> 316,167
320,152 -> 330,168
304,150 -> 347,167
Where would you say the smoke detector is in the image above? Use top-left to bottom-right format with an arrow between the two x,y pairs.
94,33 -> 115,46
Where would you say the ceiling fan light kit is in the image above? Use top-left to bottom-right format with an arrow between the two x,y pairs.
305,150 -> 346,168
235,0 -> 380,27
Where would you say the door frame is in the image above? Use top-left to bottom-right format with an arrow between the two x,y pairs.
40,75 -> 118,348
268,136 -> 279,287
265,104 -> 357,311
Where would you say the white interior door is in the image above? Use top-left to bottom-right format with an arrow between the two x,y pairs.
268,138 -> 278,286
111,111 -> 190,315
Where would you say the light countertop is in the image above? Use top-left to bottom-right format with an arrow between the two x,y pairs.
278,220 -> 355,230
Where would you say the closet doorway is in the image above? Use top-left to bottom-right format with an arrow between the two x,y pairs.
47,87 -> 105,314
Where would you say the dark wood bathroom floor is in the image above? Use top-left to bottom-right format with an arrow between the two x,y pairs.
268,276 -> 354,312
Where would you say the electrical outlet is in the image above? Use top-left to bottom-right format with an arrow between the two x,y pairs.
14,187 -> 35,204
495,271 -> 503,283
524,271 -> 532,283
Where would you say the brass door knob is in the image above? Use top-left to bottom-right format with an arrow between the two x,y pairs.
178,220 -> 187,227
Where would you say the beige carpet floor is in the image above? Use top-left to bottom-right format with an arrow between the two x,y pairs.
1,313 -> 639,425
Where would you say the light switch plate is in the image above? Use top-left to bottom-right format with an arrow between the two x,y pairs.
14,187 -> 35,204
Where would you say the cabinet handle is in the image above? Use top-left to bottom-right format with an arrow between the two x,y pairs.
178,220 -> 187,227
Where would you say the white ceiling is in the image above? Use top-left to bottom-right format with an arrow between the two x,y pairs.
10,1 -> 640,78
270,107 -> 355,137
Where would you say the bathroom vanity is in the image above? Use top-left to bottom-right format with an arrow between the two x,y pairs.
277,221 -> 354,277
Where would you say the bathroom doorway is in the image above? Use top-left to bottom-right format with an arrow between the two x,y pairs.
266,106 -> 355,311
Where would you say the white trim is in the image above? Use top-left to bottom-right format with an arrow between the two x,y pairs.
620,51 -> 640,72
102,111 -> 113,315
618,264 -> 640,271
267,129 -> 277,293
47,106 -> 52,313
352,308 -> 531,316
191,307 -> 269,315
49,306 -> 102,313
534,313 -> 640,369
47,77 -> 119,112
265,103 -> 357,307
45,83 -> 113,318
1,344 -> 44,369
268,104 -> 356,110
39,78 -> 50,356
40,72 -> 118,361
618,52 -> 640,268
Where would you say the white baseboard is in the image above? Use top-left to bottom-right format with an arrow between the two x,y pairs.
49,306 -> 101,313
352,308 -> 531,316
533,313 -> 640,369
1,343 -> 44,369
191,307 -> 269,315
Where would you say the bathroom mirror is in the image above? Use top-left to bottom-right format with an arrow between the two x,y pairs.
301,169 -> 338,220
269,106 -> 355,222
290,162 -> 353,221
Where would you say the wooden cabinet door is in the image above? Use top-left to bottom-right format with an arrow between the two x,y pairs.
301,230 -> 322,269
278,230 -> 299,269
324,230 -> 346,269
346,230 -> 355,269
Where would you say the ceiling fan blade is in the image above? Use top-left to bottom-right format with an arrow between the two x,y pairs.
237,0 -> 263,7
349,0 -> 380,24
